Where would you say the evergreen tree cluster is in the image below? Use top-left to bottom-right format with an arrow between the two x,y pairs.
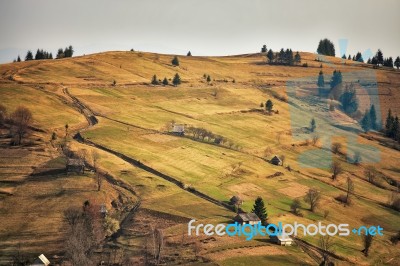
344,52 -> 364,62
317,38 -> 335,56
23,49 -> 53,61
34,49 -> 53,60
339,84 -> 358,115
151,74 -> 180,86
330,70 -> 343,89
367,49 -> 398,68
266,48 -> 301,66
385,109 -> 400,142
361,105 -> 378,132
56,45 -> 74,59
151,73 -> 181,86
19,45 -> 74,62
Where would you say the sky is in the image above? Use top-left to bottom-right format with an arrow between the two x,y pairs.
0,0 -> 399,63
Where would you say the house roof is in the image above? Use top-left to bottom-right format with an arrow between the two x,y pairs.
236,212 -> 260,222
67,158 -> 85,166
172,124 -> 185,132
31,254 -> 50,266
271,155 -> 282,162
277,234 -> 292,241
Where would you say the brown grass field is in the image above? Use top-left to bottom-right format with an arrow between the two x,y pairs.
0,51 -> 399,265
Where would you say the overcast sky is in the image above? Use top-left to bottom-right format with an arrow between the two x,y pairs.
0,0 -> 399,63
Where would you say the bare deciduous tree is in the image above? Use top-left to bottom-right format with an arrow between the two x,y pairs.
304,188 -> 321,212
345,177 -> 354,205
331,142 -> 342,154
362,233 -> 374,257
91,150 -> 102,191
290,199 -> 301,215
330,161 -> 343,180
10,106 -> 33,145
364,166 -> 377,184
312,134 -> 320,146
319,235 -> 335,266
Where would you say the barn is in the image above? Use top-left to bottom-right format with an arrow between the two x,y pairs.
270,155 -> 282,166
234,212 -> 260,225
66,158 -> 85,174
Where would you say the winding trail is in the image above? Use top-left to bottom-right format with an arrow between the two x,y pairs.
62,86 -> 233,212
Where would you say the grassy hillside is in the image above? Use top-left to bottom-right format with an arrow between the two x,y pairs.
0,50 -> 399,265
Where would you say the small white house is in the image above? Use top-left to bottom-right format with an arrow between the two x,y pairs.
276,234 -> 293,246
172,124 -> 185,135
30,254 -> 50,266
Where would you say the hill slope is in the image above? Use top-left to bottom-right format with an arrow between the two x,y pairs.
0,51 -> 399,265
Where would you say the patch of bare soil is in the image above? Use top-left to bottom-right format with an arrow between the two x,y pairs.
277,182 -> 309,198
205,245 -> 287,261
124,208 -> 190,237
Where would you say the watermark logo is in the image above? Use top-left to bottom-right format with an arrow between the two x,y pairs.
188,220 -> 383,241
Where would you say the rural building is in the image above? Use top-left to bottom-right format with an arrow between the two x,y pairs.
229,195 -> 243,206
234,212 -> 260,225
270,155 -> 282,166
172,124 -> 185,135
66,158 -> 85,174
275,234 -> 293,246
30,254 -> 50,266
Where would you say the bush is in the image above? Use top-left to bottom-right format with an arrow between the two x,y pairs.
302,63 -> 308,67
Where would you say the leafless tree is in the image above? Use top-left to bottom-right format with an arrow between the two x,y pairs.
91,150 -> 102,191
312,134 -> 320,146
290,199 -> 301,215
364,166 -> 377,184
10,106 -> 32,145
154,229 -> 164,264
362,233 -> 374,257
304,188 -> 321,212
64,207 -> 96,266
331,142 -> 342,154
330,161 -> 343,180
345,177 -> 354,205
319,235 -> 335,265
193,241 -> 201,258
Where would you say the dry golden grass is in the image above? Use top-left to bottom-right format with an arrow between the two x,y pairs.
1,50 -> 400,264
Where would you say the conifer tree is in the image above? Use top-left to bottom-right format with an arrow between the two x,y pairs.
25,50 -> 33,61
385,109 -> 394,137
361,110 -> 371,132
172,73 -> 181,86
172,56 -> 179,66
17,55 -> 21,62
252,197 -> 267,225
187,51 -> 192,56
395,56 -> 400,69
376,49 -> 384,65
369,104 -> 377,130
317,39 -> 335,56
261,44 -> 267,53
162,77 -> 168,85
151,75 -> 159,85
267,49 -> 274,63
294,52 -> 301,64
317,70 -> 325,88
265,99 -> 273,113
